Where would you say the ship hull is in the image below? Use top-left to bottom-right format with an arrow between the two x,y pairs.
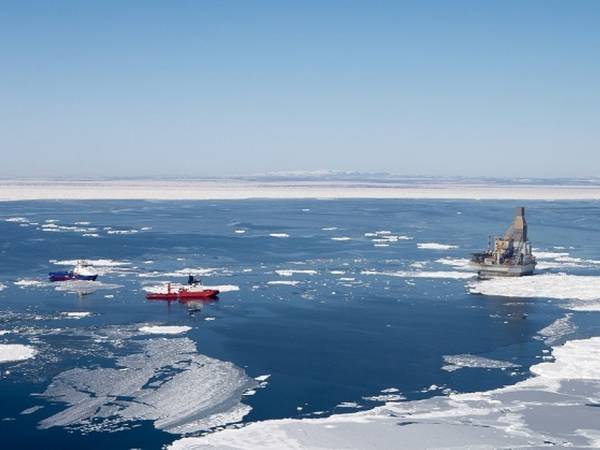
49,271 -> 98,282
473,263 -> 536,278
145,289 -> 220,300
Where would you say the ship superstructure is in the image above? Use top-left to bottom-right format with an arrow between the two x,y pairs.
471,207 -> 536,278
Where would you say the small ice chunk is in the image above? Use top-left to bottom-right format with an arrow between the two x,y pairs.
138,326 -> 192,335
0,344 -> 37,363
417,243 -> 459,250
275,269 -> 317,277
267,280 -> 300,286
62,312 -> 91,319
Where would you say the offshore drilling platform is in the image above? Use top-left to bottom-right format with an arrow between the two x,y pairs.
471,207 -> 537,278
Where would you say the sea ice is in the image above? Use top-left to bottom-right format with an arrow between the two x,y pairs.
0,344 -> 37,363
168,337 -> 600,450
417,243 -> 459,250
442,354 -> 520,372
435,257 -> 472,269
362,393 -> 405,402
50,258 -> 130,267
275,269 -> 317,277
54,280 -> 123,295
536,314 -> 577,345
39,338 -> 257,434
106,229 -> 139,235
62,312 -> 92,319
50,259 -> 132,276
469,273 -> 600,311
267,281 -> 300,286
138,326 -> 192,335
362,270 -> 475,280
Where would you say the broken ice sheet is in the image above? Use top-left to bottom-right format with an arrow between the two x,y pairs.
39,337 -> 257,434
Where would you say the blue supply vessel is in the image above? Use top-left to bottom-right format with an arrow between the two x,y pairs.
49,260 -> 98,282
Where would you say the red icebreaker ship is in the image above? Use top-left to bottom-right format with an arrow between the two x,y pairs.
145,282 -> 219,301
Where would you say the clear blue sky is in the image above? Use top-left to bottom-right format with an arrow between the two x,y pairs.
1,1 -> 599,178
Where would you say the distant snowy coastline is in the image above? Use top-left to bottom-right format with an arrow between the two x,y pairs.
2,177 -> 600,201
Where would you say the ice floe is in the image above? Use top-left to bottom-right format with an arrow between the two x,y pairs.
269,233 -> 289,238
139,326 -> 192,335
106,229 -> 139,235
50,259 -> 132,276
0,344 -> 37,363
469,273 -> 600,311
441,354 -> 520,372
435,257 -> 472,270
50,258 -> 130,267
0,282 -> 6,292
331,237 -> 352,241
62,312 -> 92,319
138,267 -> 221,278
536,314 -> 577,345
275,269 -> 317,277
39,338 -> 257,434
5,217 -> 29,223
20,405 -> 44,415
267,281 -> 300,286
14,279 -> 47,288
417,242 -> 459,250
53,280 -> 123,295
336,402 -> 361,408
362,270 -> 475,280
367,231 -> 413,246
168,336 -> 600,449
533,249 -> 600,270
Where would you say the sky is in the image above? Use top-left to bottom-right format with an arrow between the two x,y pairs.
1,1 -> 599,179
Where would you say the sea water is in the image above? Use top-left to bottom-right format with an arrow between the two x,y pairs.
1,199 -> 599,449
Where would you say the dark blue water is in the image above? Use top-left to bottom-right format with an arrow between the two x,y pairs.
1,199 -> 599,449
